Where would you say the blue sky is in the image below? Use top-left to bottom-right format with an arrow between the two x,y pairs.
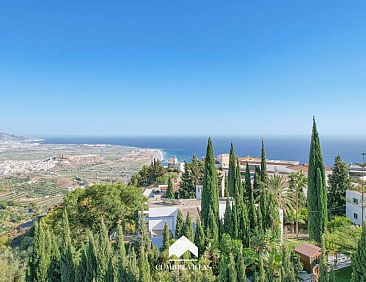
1,1 -> 366,136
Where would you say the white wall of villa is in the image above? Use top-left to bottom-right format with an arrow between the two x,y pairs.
346,190 -> 366,225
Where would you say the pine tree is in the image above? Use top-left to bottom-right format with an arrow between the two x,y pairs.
85,231 -> 97,281
162,222 -> 171,251
231,204 -> 239,239
194,218 -> 205,256
166,177 -> 174,198
116,224 -> 126,281
307,118 -> 328,244
97,219 -> 112,282
328,155 -> 350,216
352,224 -> 366,281
228,143 -> 236,197
27,221 -> 50,282
60,210 -> 74,282
175,209 -> 184,239
183,213 -> 194,242
48,231 -> 61,282
201,138 -> 219,229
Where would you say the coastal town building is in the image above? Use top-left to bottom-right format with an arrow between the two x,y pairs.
346,189 -> 366,225
145,197 -> 230,249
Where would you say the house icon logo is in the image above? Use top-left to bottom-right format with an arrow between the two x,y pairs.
168,236 -> 198,260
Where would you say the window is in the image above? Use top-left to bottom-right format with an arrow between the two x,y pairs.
353,198 -> 359,205
354,213 -> 358,219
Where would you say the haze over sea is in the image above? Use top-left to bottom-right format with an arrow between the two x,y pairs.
42,136 -> 366,167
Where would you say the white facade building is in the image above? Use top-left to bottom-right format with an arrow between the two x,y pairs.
346,190 -> 366,225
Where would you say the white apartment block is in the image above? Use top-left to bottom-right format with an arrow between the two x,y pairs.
346,190 -> 366,225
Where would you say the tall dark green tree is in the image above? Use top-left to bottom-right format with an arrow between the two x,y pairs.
201,138 -> 219,230
27,221 -> 50,282
85,231 -> 97,281
352,224 -> 366,281
318,237 -> 329,282
194,218 -> 205,256
228,143 -> 236,197
248,178 -> 257,230
126,248 -> 139,282
179,163 -> 196,198
244,162 -> 251,199
328,155 -> 350,216
223,197 -> 233,235
175,209 -> 184,239
162,223 -> 171,251
60,210 -> 74,282
138,234 -> 151,282
183,213 -> 194,242
307,118 -> 328,244
97,219 -> 112,282
206,208 -> 219,242
48,231 -> 61,282
191,155 -> 204,186
165,177 -> 174,198
116,224 -> 127,282
75,244 -> 87,282
260,140 -> 267,182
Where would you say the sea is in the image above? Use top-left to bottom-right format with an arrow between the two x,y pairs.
41,136 -> 366,167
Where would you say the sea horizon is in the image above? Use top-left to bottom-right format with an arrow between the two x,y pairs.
40,135 -> 366,166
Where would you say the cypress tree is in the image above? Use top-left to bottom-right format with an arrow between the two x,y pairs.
248,178 -> 257,230
194,218 -> 205,256
237,249 -> 247,282
258,256 -> 266,282
162,222 -> 171,251
116,224 -> 126,281
201,138 -> 219,229
138,237 -> 151,282
260,140 -> 267,182
166,177 -> 174,198
179,162 -> 196,198
97,219 -> 112,282
127,248 -> 139,282
352,224 -> 366,281
175,209 -> 184,239
183,213 -> 194,242
223,197 -> 233,235
75,244 -> 87,282
228,143 -> 236,197
256,204 -> 263,234
328,155 -> 350,216
307,118 -> 328,244
244,162 -> 251,199
318,236 -> 329,282
48,231 -> 61,282
27,221 -> 50,282
85,231 -> 97,281
281,246 -> 297,282
329,265 -> 336,282
60,210 -> 74,282
105,256 -> 115,282
207,208 -> 219,242
231,204 -> 239,239
227,254 -> 238,282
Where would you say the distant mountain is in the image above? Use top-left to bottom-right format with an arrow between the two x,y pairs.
0,133 -> 31,143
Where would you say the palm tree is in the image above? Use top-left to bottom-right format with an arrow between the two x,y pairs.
265,174 -> 295,242
289,171 -> 307,238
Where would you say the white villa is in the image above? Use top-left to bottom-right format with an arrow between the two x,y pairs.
346,189 -> 366,225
